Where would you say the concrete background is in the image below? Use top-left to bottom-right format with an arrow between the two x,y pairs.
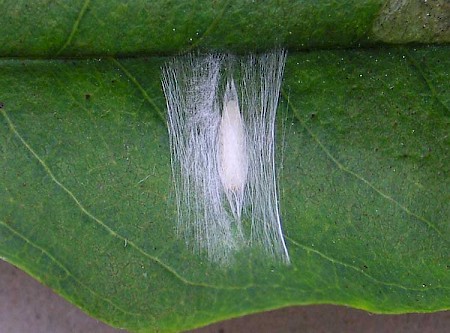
1,260 -> 448,333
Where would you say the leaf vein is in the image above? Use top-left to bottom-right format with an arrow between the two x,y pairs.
0,109 -> 248,291
403,48 -> 450,114
0,220 -> 144,317
283,92 -> 445,239
56,0 -> 91,56
110,57 -> 166,122
187,0 -> 232,51
285,236 -> 448,291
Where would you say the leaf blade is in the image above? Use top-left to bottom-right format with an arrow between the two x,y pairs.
0,46 -> 449,333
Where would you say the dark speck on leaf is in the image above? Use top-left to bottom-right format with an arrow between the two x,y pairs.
85,94 -> 91,100
0,102 -> 4,109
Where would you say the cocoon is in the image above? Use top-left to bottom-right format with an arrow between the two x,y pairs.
218,78 -> 248,222
162,50 -> 289,264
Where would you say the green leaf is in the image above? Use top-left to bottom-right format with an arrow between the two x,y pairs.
1,46 -> 448,333
2,0 -> 449,57
0,1 -> 449,332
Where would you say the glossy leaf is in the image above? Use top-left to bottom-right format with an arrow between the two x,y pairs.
1,46 -> 448,332
0,1 -> 449,332
1,0 -> 449,57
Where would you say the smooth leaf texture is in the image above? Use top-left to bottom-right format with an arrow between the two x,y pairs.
1,46 -> 449,332
0,1 -> 449,332
1,0 -> 449,57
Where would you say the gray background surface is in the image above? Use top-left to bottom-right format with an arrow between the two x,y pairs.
1,260 -> 448,333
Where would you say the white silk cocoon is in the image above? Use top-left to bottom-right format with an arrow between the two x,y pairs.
162,50 -> 290,264
218,78 -> 248,222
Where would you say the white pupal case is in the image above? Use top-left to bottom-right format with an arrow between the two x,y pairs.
162,50 -> 290,265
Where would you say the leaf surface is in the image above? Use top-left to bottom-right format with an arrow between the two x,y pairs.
0,1 -> 449,332
1,0 -> 449,57
1,46 -> 449,332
